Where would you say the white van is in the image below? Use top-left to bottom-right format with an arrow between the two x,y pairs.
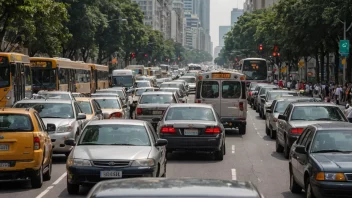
195,70 -> 247,134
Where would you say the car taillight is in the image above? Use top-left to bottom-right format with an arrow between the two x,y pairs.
239,102 -> 244,111
161,126 -> 176,133
195,99 -> 201,103
136,108 -> 142,115
34,137 -> 40,150
291,128 -> 304,135
109,112 -> 122,119
205,126 -> 221,134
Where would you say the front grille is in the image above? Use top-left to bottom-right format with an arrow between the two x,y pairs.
91,160 -> 131,167
345,173 -> 352,181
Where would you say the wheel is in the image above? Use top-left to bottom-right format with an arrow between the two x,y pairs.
305,178 -> 316,198
67,177 -> 80,195
265,125 -> 270,135
284,137 -> 290,159
239,125 -> 246,135
43,156 -> 52,181
31,165 -> 43,188
276,137 -> 284,153
214,144 -> 224,161
290,171 -> 302,193
270,128 -> 276,139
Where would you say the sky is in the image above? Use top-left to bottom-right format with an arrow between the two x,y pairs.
210,0 -> 244,51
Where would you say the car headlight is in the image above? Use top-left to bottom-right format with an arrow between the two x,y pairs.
57,124 -> 74,133
67,158 -> 92,167
131,159 -> 155,167
315,172 -> 346,181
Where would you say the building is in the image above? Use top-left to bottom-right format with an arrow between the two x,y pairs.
244,0 -> 279,12
184,0 -> 193,12
219,26 -> 232,46
214,46 -> 223,59
171,0 -> 184,44
193,0 -> 210,34
231,8 -> 243,25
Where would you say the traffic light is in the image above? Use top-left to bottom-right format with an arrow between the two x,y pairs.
131,52 -> 136,59
277,53 -> 280,57
273,52 -> 277,57
259,44 -> 263,52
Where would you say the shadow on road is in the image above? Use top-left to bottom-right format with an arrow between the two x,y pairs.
58,186 -> 90,197
262,135 -> 275,142
167,151 -> 219,163
53,154 -> 68,164
282,191 -> 305,198
0,181 -> 32,193
270,151 -> 287,161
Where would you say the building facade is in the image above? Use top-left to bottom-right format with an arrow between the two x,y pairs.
171,0 -> 184,44
219,26 -> 232,46
231,8 -> 243,25
244,0 -> 279,12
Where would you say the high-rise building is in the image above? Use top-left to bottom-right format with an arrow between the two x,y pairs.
214,46 -> 223,59
193,0 -> 210,34
244,0 -> 279,12
184,0 -> 193,12
219,26 -> 232,46
231,8 -> 243,25
171,0 -> 184,44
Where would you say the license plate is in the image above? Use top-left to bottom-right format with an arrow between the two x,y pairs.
184,129 -> 198,136
152,111 -> 162,115
0,144 -> 9,151
100,171 -> 122,178
0,163 -> 10,167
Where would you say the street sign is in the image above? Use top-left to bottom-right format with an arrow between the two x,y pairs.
340,40 -> 349,55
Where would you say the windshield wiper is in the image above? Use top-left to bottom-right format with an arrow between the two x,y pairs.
315,118 -> 332,121
110,143 -> 136,146
312,149 -> 352,153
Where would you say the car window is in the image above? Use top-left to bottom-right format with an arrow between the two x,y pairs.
77,101 -> 93,114
180,77 -> 195,83
222,81 -> 241,99
290,106 -> 346,121
14,103 -> 74,119
74,103 -> 82,115
0,114 -> 33,131
165,107 -> 215,121
95,99 -> 121,109
140,94 -> 176,104
201,81 -> 219,98
311,130 -> 352,153
79,124 -> 150,146
301,130 -> 312,147
33,113 -> 44,132
44,93 -> 71,100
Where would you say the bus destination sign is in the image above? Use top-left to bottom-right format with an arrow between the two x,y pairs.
30,61 -> 52,68
212,73 -> 231,79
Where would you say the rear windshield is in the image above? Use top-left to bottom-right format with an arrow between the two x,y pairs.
95,99 -> 121,109
160,83 -> 182,89
0,114 -> 33,131
77,101 -> 92,114
268,92 -> 298,100
140,95 -> 176,104
165,107 -> 215,121
135,89 -> 148,96
291,106 -> 346,121
222,81 -> 241,98
14,103 -> 74,119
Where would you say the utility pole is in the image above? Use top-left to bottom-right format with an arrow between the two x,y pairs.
339,20 -> 352,84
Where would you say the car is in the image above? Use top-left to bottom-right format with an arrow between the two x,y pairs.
255,85 -> 278,115
259,90 -> 298,119
160,82 -> 187,96
173,79 -> 189,93
133,87 -> 157,101
0,108 -> 53,188
136,92 -> 179,128
94,89 -> 127,105
179,76 -> 197,92
276,102 -> 348,159
65,119 -> 168,194
72,92 -> 85,98
94,97 -> 127,119
13,99 -> 87,156
135,80 -> 152,88
75,97 -> 104,120
37,91 -> 75,100
155,103 -> 226,160
252,84 -> 274,110
289,123 -> 352,198
158,88 -> 187,103
265,97 -> 319,139
87,178 -> 264,198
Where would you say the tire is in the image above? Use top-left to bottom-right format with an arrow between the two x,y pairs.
270,128 -> 276,139
276,137 -> 284,153
43,156 -> 52,181
31,165 -> 43,188
239,125 -> 246,135
265,125 -> 270,135
214,144 -> 224,161
67,177 -> 80,195
305,179 -> 316,198
284,137 -> 290,159
290,172 -> 302,193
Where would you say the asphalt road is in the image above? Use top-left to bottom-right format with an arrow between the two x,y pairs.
0,94 -> 306,198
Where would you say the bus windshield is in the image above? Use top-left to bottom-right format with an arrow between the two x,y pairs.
112,76 -> 133,87
242,60 -> 267,80
32,68 -> 57,89
0,56 -> 10,88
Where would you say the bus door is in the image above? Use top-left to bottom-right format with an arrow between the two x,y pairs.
11,63 -> 25,104
220,80 -> 242,118
68,69 -> 76,92
199,80 -> 221,115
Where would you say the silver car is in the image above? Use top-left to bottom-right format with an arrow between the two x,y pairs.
255,85 -> 278,115
154,103 -> 226,161
13,99 -> 87,156
94,97 -> 128,119
160,82 -> 187,96
136,92 -> 179,128
36,91 -> 75,100
259,90 -> 298,119
136,80 -> 152,88
179,76 -> 196,93
133,87 -> 157,101
95,89 -> 127,104
159,88 -> 187,103
65,119 -> 168,195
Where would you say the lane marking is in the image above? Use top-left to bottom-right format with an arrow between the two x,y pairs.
231,145 -> 235,154
231,169 -> 237,180
36,172 -> 67,198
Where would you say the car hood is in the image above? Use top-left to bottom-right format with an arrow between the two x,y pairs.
290,121 -> 345,128
42,118 -> 76,129
73,145 -> 152,160
311,153 -> 352,172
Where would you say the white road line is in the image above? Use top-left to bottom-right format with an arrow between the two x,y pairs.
35,172 -> 67,198
231,145 -> 235,154
231,169 -> 237,180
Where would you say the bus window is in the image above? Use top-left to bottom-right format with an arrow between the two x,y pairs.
59,68 -> 69,84
0,57 -> 10,88
201,81 -> 219,98
222,81 -> 241,98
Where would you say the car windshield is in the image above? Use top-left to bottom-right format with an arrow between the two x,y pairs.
166,107 -> 215,121
311,131 -> 352,153
268,92 -> 298,100
95,99 -> 121,109
140,95 -> 176,104
136,81 -> 151,88
290,106 -> 345,121
43,93 -> 71,100
184,73 -> 197,77
79,125 -> 150,146
160,83 -> 183,91
14,103 -> 74,118
180,78 -> 195,83
274,101 -> 291,113
0,114 -> 33,131
77,101 -> 92,114
159,89 -> 178,93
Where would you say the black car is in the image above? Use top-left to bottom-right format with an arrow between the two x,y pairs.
87,178 -> 264,198
289,123 -> 352,198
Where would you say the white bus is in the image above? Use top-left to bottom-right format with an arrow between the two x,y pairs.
111,69 -> 135,88
239,58 -> 269,83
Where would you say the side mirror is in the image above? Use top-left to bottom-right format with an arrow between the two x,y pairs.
278,114 -> 286,120
266,109 -> 272,113
77,113 -> 86,120
155,139 -> 168,147
64,139 -> 76,146
152,117 -> 161,122
295,145 -> 307,154
47,123 -> 56,131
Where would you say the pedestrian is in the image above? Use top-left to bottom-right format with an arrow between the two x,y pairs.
335,85 -> 342,105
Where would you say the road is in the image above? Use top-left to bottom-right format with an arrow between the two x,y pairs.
0,94 -> 305,198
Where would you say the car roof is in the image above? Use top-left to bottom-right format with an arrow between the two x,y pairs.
74,97 -> 92,102
141,92 -> 173,96
15,99 -> 72,104
312,123 -> 352,131
162,82 -> 182,84
291,102 -> 338,106
89,178 -> 260,198
168,103 -> 213,108
43,91 -> 71,94
0,108 -> 35,115
88,119 -> 146,126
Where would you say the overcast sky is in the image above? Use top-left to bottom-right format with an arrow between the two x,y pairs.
210,0 -> 244,51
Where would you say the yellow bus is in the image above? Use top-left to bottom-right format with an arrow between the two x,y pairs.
0,52 -> 31,107
88,63 -> 109,92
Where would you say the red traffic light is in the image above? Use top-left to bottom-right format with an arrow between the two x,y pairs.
131,52 -> 136,59
277,53 -> 280,57
259,44 -> 263,51
273,52 -> 277,57
144,54 -> 148,57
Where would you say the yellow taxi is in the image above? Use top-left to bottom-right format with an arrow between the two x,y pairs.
75,98 -> 104,120
0,108 -> 53,188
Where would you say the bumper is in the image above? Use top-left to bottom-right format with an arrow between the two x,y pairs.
311,179 -> 352,198
0,168 -> 38,182
67,166 -> 156,185
49,132 -> 74,154
136,116 -> 162,124
221,118 -> 246,129
162,135 -> 223,151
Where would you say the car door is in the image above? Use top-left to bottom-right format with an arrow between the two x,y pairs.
200,80 -> 221,115
34,112 -> 51,165
291,128 -> 309,186
267,100 -> 277,128
296,129 -> 313,185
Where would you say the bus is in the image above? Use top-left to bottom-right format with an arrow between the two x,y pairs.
111,69 -> 135,88
188,64 -> 202,72
89,63 -> 109,92
239,58 -> 269,83
125,65 -> 145,76
0,52 -> 31,107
